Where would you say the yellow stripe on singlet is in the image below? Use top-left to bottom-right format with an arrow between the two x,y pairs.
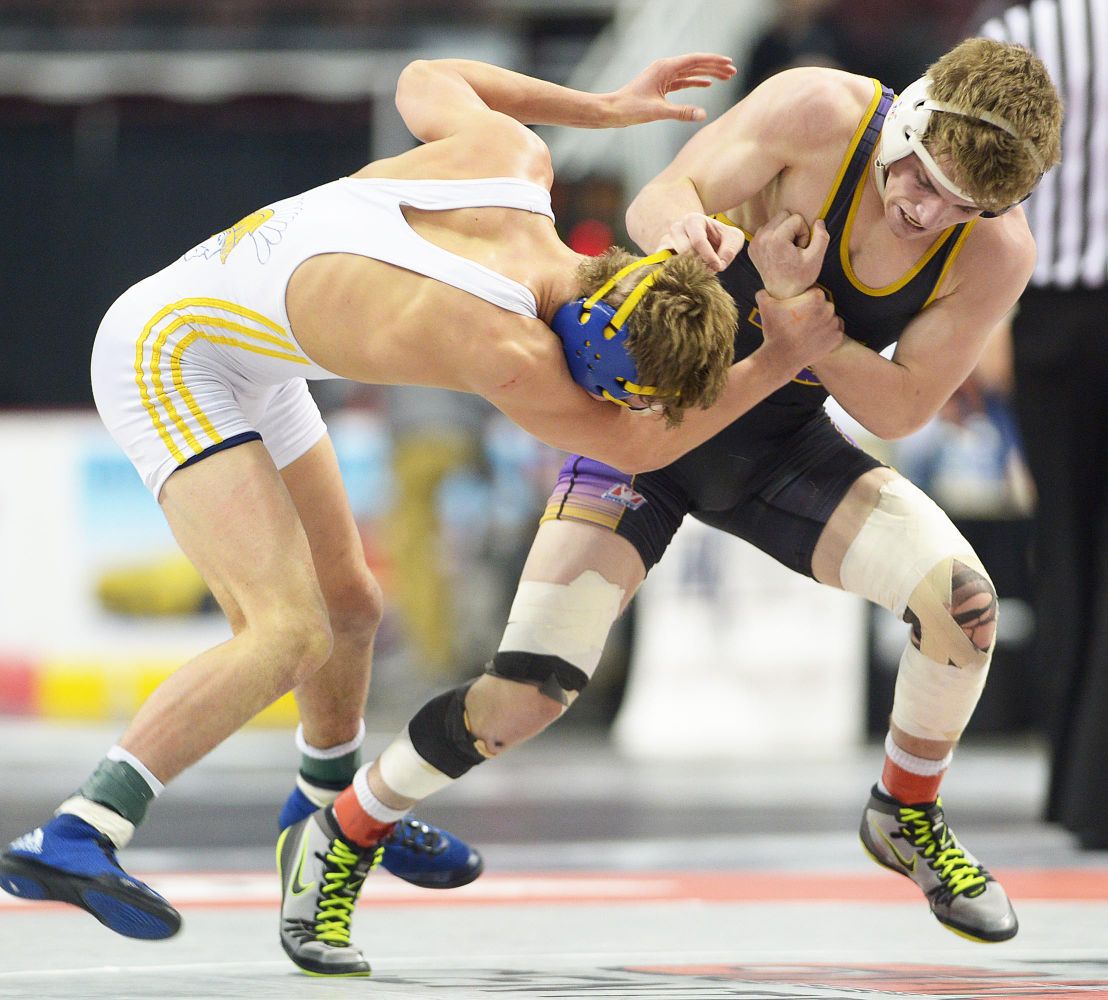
838,173 -> 958,296
540,502 -> 624,531
712,212 -> 753,242
134,302 -> 191,464
818,79 -> 884,222
921,218 -> 979,308
156,315 -> 308,451
135,297 -> 307,464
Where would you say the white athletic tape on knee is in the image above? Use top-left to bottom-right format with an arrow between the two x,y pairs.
377,728 -> 458,801
56,796 -> 137,849
890,642 -> 990,743
839,477 -> 976,616
905,558 -> 991,667
498,570 -> 624,677
839,476 -> 993,667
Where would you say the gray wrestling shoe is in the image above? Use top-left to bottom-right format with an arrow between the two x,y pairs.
859,785 -> 1018,942
276,806 -> 384,977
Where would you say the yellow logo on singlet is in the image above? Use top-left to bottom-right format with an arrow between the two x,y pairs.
218,209 -> 274,263
182,196 -> 302,266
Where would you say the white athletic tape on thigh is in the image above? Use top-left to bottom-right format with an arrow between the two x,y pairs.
295,719 -> 366,759
56,796 -> 137,849
890,642 -> 989,743
498,571 -> 623,676
377,728 -> 458,801
839,477 -> 976,617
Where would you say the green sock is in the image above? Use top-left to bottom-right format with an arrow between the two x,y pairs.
299,744 -> 361,789
78,757 -> 156,826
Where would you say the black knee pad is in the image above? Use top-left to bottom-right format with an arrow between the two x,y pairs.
408,682 -> 486,780
486,651 -> 589,707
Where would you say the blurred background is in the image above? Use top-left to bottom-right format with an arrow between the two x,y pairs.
0,0 -> 1046,767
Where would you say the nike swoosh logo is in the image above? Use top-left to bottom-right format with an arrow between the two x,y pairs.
872,822 -> 917,872
290,837 -> 316,896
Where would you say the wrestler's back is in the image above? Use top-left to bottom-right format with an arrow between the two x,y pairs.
287,122 -> 569,396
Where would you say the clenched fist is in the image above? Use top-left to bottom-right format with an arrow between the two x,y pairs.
749,210 -> 830,299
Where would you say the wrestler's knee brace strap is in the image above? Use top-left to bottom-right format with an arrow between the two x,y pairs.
490,571 -> 624,705
839,477 -> 997,742
486,651 -> 588,706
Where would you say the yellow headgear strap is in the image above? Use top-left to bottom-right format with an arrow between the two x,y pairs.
580,250 -> 674,403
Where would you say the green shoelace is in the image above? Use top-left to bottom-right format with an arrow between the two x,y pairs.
898,805 -> 988,898
314,839 -> 383,945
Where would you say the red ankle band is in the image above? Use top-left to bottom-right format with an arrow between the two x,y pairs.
882,757 -> 944,805
332,787 -> 395,847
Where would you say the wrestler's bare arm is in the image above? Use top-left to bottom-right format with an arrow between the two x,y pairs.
626,68 -> 855,266
487,288 -> 842,474
811,216 -> 1037,439
385,55 -> 737,189
395,54 -> 737,142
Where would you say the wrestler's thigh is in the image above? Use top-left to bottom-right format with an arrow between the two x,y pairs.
159,439 -> 325,623
520,519 -> 646,612
280,434 -> 376,605
692,428 -> 884,578
537,455 -> 689,586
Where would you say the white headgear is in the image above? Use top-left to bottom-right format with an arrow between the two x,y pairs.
875,76 -> 1045,216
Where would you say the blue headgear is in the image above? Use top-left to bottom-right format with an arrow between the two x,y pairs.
551,250 -> 673,406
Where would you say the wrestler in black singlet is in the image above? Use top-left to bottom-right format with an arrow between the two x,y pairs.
544,80 -> 979,577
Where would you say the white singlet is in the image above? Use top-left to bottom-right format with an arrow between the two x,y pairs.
90,176 -> 555,497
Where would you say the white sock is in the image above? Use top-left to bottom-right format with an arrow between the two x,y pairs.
350,764 -> 410,825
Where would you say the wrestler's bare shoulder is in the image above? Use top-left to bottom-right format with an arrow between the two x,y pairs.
754,66 -> 881,155
722,67 -> 880,225
943,205 -> 1037,298
353,114 -> 553,189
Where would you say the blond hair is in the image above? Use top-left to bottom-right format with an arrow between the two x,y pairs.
924,37 -> 1062,212
575,248 -> 737,426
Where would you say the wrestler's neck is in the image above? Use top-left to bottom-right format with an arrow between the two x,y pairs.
534,242 -> 590,327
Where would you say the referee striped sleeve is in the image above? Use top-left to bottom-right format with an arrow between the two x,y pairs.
980,0 -> 1108,289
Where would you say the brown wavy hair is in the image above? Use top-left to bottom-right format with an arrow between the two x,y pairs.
575,249 -> 737,426
924,37 -> 1062,213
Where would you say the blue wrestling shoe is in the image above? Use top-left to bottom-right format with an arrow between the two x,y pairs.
279,786 -> 483,890
0,813 -> 181,940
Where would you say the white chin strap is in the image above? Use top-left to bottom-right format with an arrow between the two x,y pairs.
874,76 -> 1044,204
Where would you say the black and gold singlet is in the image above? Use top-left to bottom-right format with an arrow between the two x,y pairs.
664,79 -> 977,507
